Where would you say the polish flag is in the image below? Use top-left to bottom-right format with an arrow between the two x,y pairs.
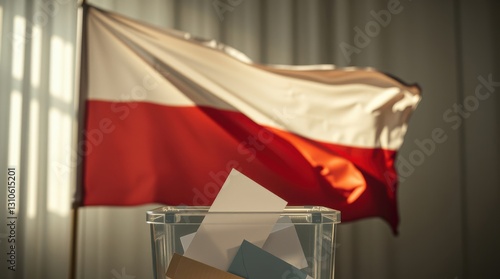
80,6 -> 420,233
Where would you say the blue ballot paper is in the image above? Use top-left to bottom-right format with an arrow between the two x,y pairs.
228,240 -> 309,279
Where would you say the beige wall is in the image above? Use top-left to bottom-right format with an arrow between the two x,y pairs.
0,0 -> 498,278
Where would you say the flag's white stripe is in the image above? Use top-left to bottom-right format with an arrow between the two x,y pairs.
88,8 -> 420,150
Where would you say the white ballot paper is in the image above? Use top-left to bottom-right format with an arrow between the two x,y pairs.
183,168 -> 287,270
181,216 -> 308,269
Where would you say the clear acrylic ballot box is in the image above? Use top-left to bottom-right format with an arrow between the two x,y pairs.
146,206 -> 341,279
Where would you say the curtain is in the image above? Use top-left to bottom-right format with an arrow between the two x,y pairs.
1,0 -> 77,278
0,0 -> 498,278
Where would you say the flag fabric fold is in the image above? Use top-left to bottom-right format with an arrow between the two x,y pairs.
81,6 -> 421,233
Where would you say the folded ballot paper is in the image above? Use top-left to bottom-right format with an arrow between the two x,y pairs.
167,169 -> 313,278
228,240 -> 308,279
166,253 -> 244,279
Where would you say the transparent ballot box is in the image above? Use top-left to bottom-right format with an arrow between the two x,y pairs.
146,206 -> 341,279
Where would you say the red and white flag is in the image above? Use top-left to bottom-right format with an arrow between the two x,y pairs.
80,6 -> 420,233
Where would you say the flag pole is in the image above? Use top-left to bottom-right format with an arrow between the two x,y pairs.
70,0 -> 87,279
69,208 -> 80,279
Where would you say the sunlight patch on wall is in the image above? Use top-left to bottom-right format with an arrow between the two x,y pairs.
46,33 -> 75,217
26,98 -> 40,219
30,25 -> 42,88
0,5 -> 3,56
63,36 -> 74,103
50,35 -> 74,103
12,15 -> 26,80
47,107 -> 71,217
8,90 -> 22,168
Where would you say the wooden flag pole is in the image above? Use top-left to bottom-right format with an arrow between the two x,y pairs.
69,208 -> 80,279
69,1 -> 87,279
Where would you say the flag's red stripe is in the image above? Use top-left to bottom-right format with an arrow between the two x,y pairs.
83,100 -> 399,232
